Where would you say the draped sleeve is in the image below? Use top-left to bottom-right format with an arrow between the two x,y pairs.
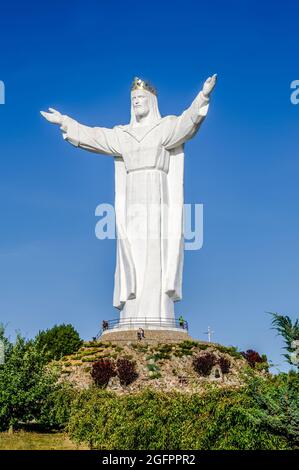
162,91 -> 210,150
60,116 -> 122,156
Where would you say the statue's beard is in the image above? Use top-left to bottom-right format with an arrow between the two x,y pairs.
134,108 -> 149,120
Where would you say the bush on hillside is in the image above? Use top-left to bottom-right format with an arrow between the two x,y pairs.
35,324 -> 83,361
68,375 -> 296,450
218,356 -> 231,374
116,358 -> 138,386
192,352 -> 217,376
39,382 -> 77,430
241,349 -> 264,368
91,359 -> 116,387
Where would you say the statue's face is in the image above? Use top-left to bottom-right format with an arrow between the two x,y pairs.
131,90 -> 150,119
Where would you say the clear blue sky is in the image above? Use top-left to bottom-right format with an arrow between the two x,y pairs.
0,0 -> 298,372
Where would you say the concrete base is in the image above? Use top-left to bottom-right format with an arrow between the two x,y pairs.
98,328 -> 193,344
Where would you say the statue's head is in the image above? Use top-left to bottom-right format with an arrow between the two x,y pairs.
131,89 -> 150,119
130,77 -> 161,124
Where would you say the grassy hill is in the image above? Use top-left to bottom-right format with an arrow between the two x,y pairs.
1,334 -> 297,450
55,339 -> 263,394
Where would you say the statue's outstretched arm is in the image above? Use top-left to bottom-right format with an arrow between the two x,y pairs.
162,74 -> 217,150
40,108 -> 122,157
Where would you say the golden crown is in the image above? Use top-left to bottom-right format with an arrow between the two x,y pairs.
131,77 -> 157,96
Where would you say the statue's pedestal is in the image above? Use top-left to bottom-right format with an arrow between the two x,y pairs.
99,328 -> 192,344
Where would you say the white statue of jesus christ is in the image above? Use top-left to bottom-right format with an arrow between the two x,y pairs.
41,74 -> 217,331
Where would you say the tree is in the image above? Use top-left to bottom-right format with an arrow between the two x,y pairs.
0,333 -> 59,431
246,371 -> 299,448
35,323 -> 82,361
39,382 -> 76,430
269,312 -> 299,367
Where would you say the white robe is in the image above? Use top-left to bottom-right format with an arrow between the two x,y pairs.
61,91 -> 209,326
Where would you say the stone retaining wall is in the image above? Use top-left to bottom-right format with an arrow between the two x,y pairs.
98,329 -> 195,344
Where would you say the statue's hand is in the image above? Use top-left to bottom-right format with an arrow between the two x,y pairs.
40,107 -> 64,125
202,74 -> 217,98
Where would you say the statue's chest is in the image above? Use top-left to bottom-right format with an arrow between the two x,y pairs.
119,129 -> 163,171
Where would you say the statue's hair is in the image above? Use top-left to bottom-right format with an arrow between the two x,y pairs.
130,89 -> 161,125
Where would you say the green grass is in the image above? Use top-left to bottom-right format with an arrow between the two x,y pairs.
214,345 -> 243,359
0,431 -> 87,450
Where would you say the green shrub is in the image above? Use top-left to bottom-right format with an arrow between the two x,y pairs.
155,351 -> 171,360
35,324 -> 83,361
121,354 -> 133,361
180,340 -> 198,349
146,354 -> 156,361
197,344 -> 209,351
146,351 -> 170,361
39,383 -> 76,430
146,363 -> 160,373
68,383 -> 292,450
173,350 -> 184,358
83,341 -> 99,348
131,344 -> 148,353
81,349 -> 99,356
245,371 -> 299,448
81,357 -> 97,363
155,344 -> 173,354
180,349 -> 194,356
214,345 -> 243,359
149,372 -> 162,379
